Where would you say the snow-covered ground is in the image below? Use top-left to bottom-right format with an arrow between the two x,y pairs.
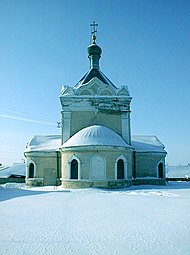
1,182 -> 190,255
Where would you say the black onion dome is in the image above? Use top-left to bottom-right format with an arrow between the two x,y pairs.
87,43 -> 102,56
74,39 -> 116,89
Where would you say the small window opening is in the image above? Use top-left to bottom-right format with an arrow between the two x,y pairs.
117,159 -> 124,179
29,163 -> 34,178
158,162 -> 164,178
71,159 -> 78,179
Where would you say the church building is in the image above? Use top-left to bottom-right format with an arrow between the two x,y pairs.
24,23 -> 167,188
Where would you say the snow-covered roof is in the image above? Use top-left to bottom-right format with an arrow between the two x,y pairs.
62,125 -> 131,148
131,135 -> 166,153
75,69 -> 117,89
0,163 -> 25,178
25,135 -> 61,152
166,164 -> 190,178
24,132 -> 166,153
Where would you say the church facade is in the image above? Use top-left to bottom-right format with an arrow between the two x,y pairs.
24,28 -> 167,188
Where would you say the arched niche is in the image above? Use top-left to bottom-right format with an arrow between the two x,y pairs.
91,154 -> 106,180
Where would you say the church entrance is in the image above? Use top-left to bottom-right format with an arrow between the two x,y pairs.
117,159 -> 124,179
158,162 -> 164,178
71,159 -> 78,179
91,155 -> 105,180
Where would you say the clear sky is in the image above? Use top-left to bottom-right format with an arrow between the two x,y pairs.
0,0 -> 190,166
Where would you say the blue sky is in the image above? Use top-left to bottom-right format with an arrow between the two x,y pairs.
0,0 -> 189,165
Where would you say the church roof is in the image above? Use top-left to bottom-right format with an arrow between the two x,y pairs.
24,133 -> 166,153
75,69 -> 117,89
131,135 -> 166,153
74,39 -> 117,90
60,28 -> 130,97
25,135 -> 61,153
0,163 -> 25,178
62,125 -> 131,148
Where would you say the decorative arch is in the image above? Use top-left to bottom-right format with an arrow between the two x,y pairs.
97,86 -> 115,96
98,89 -> 113,96
27,160 -> 36,179
91,154 -> 106,180
115,155 -> 128,180
61,86 -> 75,96
79,89 -> 93,96
117,86 -> 130,96
68,155 -> 81,180
158,161 -> 164,178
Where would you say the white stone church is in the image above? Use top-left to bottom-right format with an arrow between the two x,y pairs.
24,25 -> 167,188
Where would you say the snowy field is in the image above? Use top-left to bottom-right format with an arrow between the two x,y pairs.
1,182 -> 190,255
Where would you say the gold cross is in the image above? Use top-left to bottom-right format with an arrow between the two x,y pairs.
90,21 -> 98,43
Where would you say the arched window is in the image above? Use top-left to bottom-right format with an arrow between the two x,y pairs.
115,155 -> 128,180
117,159 -> 124,179
71,159 -> 78,179
29,163 -> 34,178
158,162 -> 164,178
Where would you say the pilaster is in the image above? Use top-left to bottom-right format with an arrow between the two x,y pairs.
62,112 -> 71,144
121,112 -> 131,145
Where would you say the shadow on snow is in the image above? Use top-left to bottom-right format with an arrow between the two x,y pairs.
0,187 -> 52,202
98,181 -> 190,193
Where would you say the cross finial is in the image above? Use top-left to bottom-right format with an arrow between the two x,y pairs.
90,21 -> 98,44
